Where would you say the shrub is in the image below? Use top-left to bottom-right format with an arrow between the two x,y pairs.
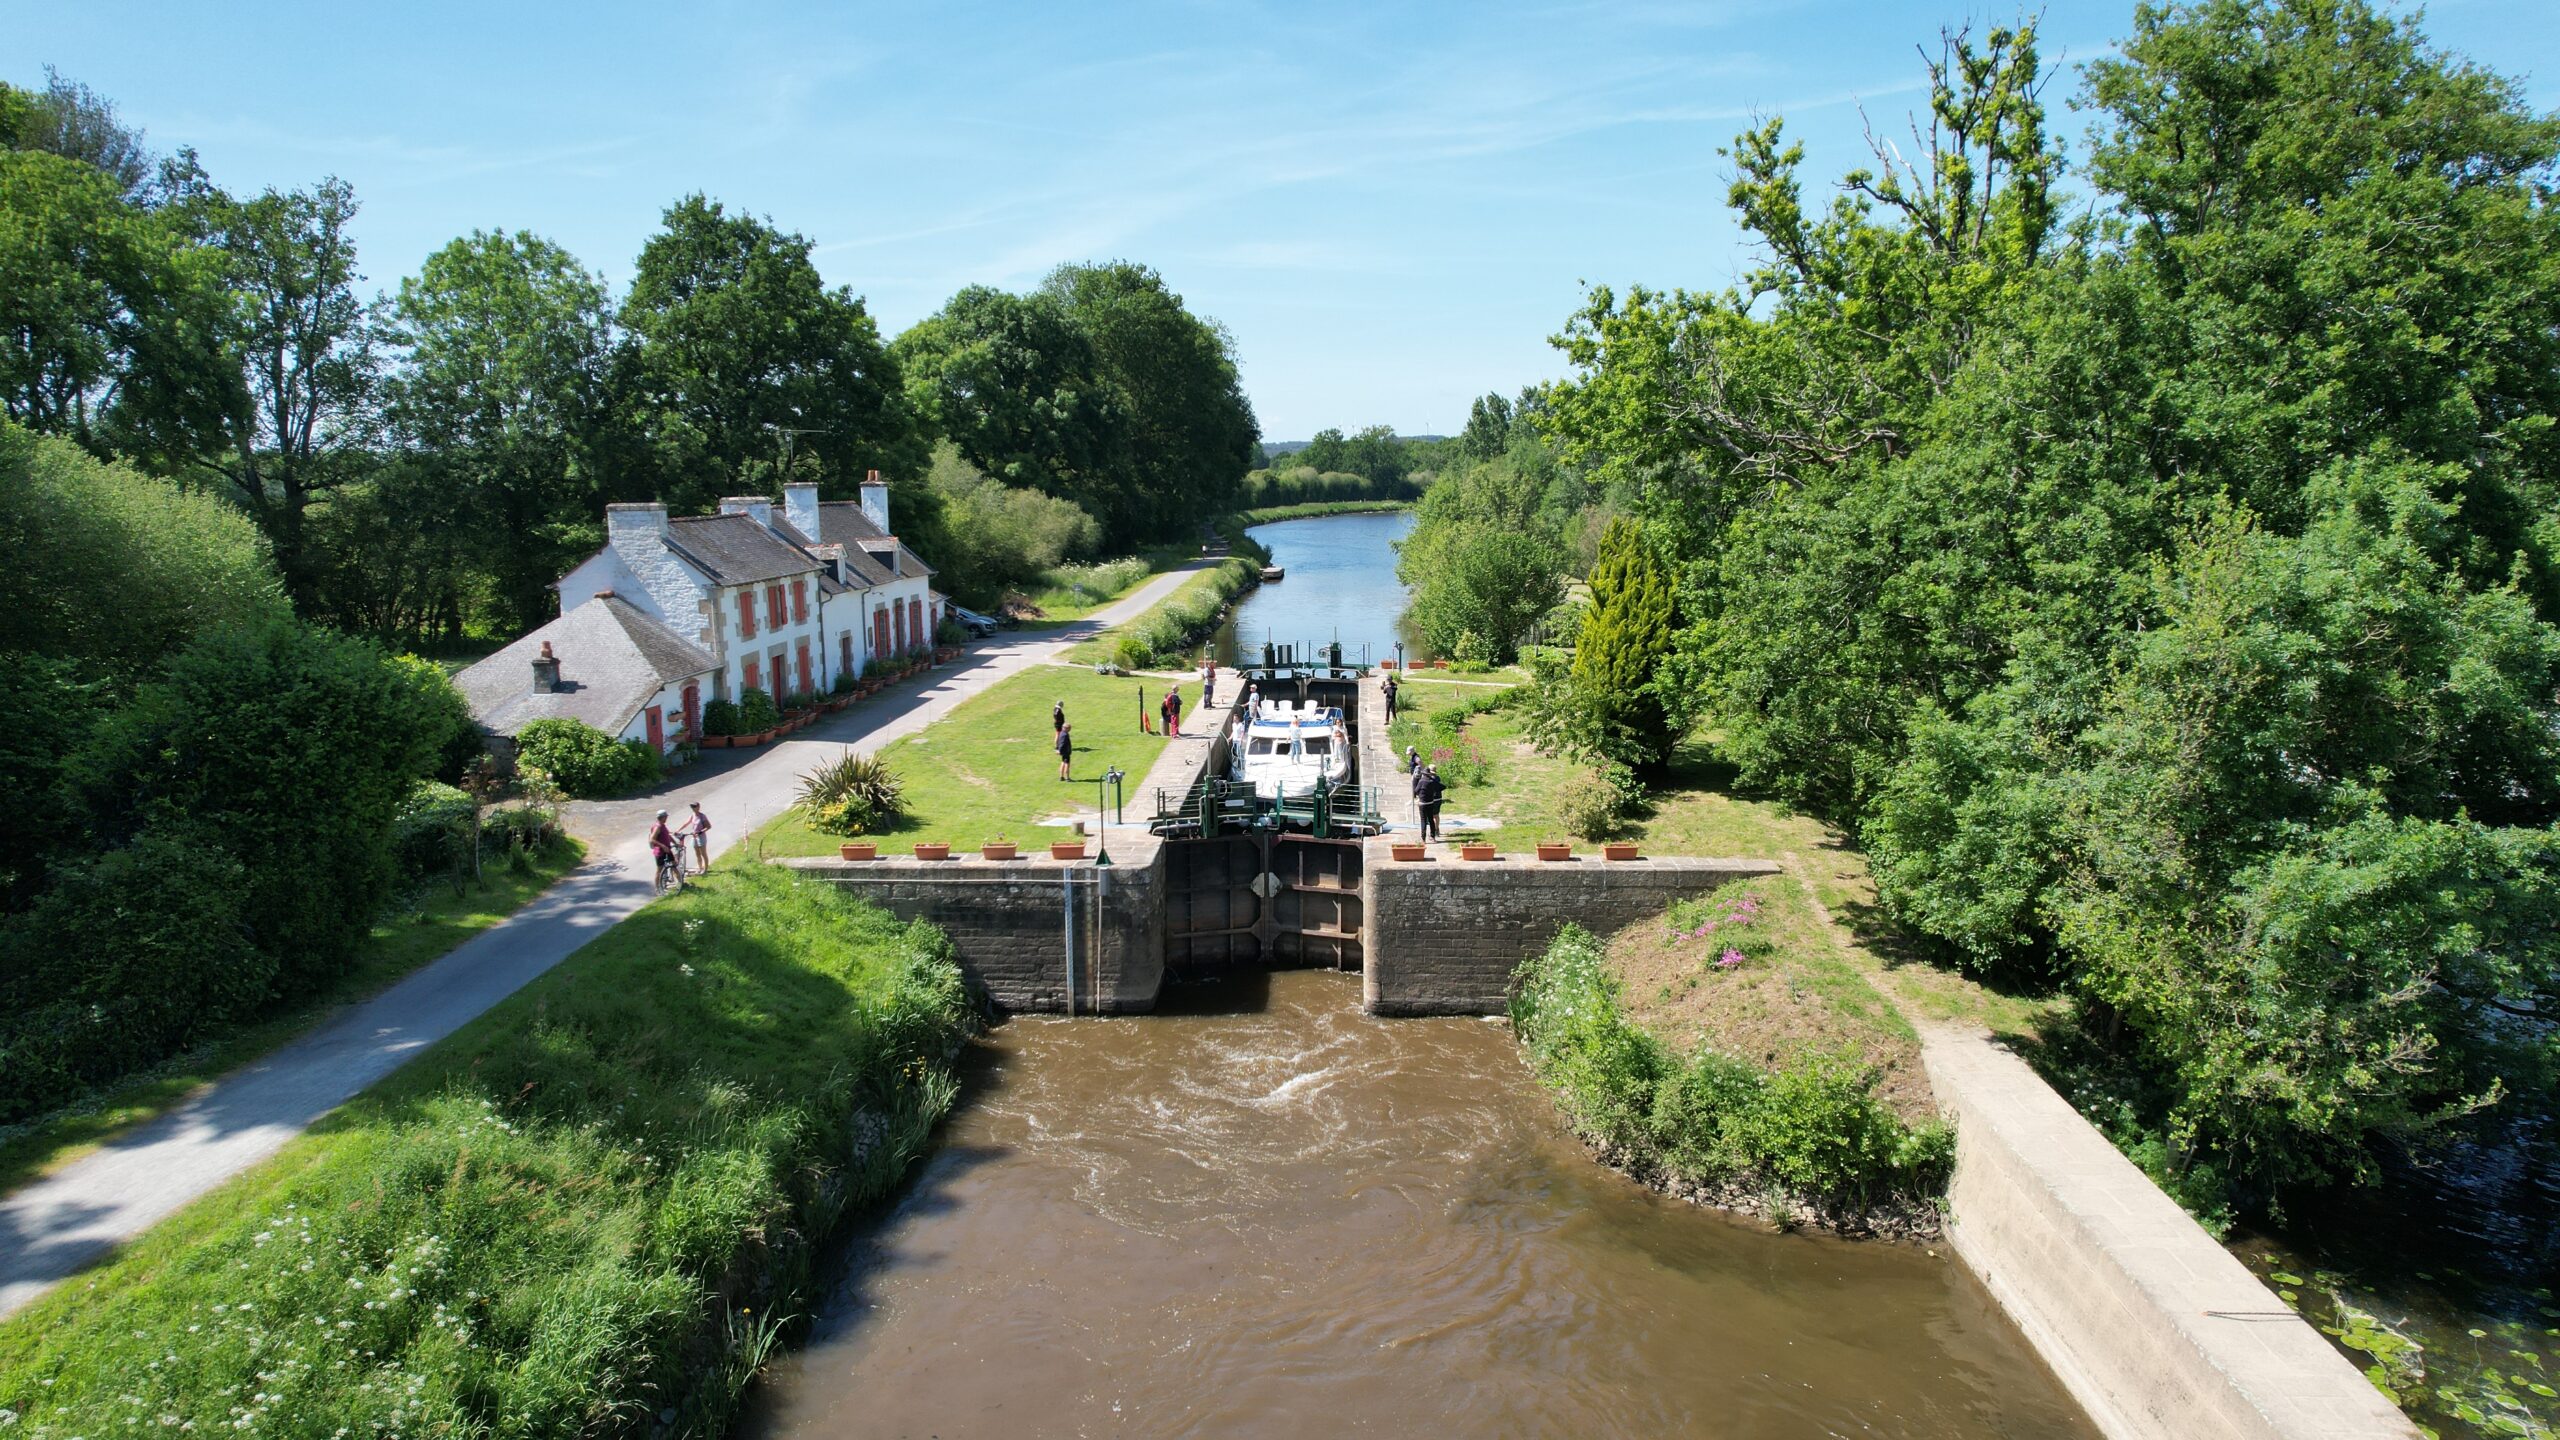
831,668 -> 857,696
936,617 -> 971,646
734,687 -> 781,734
1510,922 -> 1949,1212
516,718 -> 662,799
796,750 -> 905,836
0,823 -> 271,1122
700,697 -> 742,737
1560,777 -> 1628,841
1110,635 -> 1150,671
391,779 -> 476,880
77,618 -> 453,990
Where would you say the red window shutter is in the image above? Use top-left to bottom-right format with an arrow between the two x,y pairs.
792,579 -> 807,623
766,585 -> 784,629
739,589 -> 756,639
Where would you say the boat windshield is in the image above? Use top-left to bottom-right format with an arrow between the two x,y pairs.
1249,738 -> 1277,755
1300,738 -> 1331,755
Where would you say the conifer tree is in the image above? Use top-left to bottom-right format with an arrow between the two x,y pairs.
1571,517 -> 1678,767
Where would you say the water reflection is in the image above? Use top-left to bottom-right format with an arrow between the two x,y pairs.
1212,510 -> 1422,668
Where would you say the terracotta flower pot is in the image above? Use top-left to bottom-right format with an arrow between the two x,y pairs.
981,841 -> 1018,861
838,842 -> 877,861
913,842 -> 950,860
701,735 -> 730,749
1049,841 -> 1087,861
1461,842 -> 1497,861
1603,842 -> 1641,861
1390,842 -> 1428,862
1537,842 -> 1573,861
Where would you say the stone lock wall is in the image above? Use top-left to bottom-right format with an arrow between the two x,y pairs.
1360,847 -> 1781,1015
780,844 -> 1167,1014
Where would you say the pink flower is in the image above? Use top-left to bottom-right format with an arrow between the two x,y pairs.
1716,948 -> 1745,969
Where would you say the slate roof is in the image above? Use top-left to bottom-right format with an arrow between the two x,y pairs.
661,512 -> 823,586
455,595 -> 716,739
809,500 -> 935,580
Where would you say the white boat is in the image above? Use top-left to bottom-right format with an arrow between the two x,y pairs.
1231,698 -> 1349,800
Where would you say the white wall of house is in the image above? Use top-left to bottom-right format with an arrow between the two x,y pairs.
615,673 -> 713,754
710,573 -> 828,702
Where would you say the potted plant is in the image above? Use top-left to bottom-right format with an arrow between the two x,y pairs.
1390,841 -> 1428,862
1461,842 -> 1497,861
913,841 -> 951,860
1603,842 -> 1641,861
1050,839 -> 1087,861
981,836 -> 1018,861
1537,841 -> 1573,861
838,841 -> 877,861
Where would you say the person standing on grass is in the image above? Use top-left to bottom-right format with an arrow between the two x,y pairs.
1382,672 -> 1399,722
1416,766 -> 1445,841
1053,700 -> 1066,737
1057,721 -> 1074,780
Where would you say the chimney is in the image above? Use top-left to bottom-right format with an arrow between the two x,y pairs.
605,501 -> 667,549
531,641 -> 561,695
859,469 -> 890,535
718,495 -> 775,529
783,481 -> 821,539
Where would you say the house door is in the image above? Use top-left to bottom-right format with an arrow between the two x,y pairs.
644,706 -> 665,750
909,598 -> 924,651
840,632 -> 853,677
795,640 -> 813,694
682,684 -> 700,737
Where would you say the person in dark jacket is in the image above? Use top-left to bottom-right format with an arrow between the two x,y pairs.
1415,766 -> 1445,840
1056,722 -> 1074,781
1382,673 -> 1399,721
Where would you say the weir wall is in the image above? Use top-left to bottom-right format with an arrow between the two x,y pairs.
1359,848 -> 1780,1014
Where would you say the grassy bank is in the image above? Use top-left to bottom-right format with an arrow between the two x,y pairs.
1066,553 -> 1261,667
1233,499 -> 1411,525
0,863 -> 973,1437
0,835 -> 587,1194
752,663 -> 1197,856
1512,917 -> 1952,1234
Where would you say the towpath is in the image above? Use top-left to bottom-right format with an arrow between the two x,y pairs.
0,564 -> 1209,1321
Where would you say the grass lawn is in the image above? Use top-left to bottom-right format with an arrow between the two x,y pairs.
0,836 -> 587,1195
0,863 -> 972,1438
1017,542 -> 1193,622
751,663 -> 1201,856
1392,677 -> 2068,1045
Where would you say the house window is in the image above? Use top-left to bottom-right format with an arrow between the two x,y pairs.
744,655 -> 762,695
738,589 -> 756,639
791,579 -> 808,624
766,584 -> 786,629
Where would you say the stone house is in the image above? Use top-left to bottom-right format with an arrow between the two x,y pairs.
452,594 -> 717,758
459,474 -> 943,755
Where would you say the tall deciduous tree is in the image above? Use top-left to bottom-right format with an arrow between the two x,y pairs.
616,194 -> 920,512
892,286 -> 1129,528
1040,261 -> 1258,537
205,178 -> 379,601
386,229 -> 613,630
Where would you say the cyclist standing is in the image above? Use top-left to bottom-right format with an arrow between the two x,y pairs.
649,809 -> 681,891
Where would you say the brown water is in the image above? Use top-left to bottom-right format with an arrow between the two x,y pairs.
748,971 -> 2096,1439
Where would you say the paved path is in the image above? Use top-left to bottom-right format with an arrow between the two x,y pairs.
0,565 -> 1208,1320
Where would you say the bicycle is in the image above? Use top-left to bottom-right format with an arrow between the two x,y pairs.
653,845 -> 687,895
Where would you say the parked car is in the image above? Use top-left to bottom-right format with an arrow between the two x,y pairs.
949,605 -> 1001,638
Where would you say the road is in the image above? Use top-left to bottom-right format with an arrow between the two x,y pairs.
0,565 -> 1207,1320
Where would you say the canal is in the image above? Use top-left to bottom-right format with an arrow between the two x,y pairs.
1212,509 -> 1421,666
744,512 -> 2095,1438
744,972 -> 2094,1439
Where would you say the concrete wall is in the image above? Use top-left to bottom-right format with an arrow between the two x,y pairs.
1360,846 -> 1780,1015
780,843 -> 1167,1014
1925,1030 -> 2419,1440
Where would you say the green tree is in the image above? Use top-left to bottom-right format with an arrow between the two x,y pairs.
616,195 -> 921,513
1045,260 -> 1258,537
386,229 -> 613,631
204,178 -> 380,603
893,286 -> 1129,529
1567,517 -> 1680,768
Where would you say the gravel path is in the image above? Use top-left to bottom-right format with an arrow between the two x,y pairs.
0,565 -> 1207,1320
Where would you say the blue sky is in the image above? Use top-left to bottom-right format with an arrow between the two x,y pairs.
8,1 -> 2553,441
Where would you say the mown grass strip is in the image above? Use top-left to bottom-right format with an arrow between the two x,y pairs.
0,864 -> 973,1437
0,836 -> 588,1194
752,663 -> 1195,856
